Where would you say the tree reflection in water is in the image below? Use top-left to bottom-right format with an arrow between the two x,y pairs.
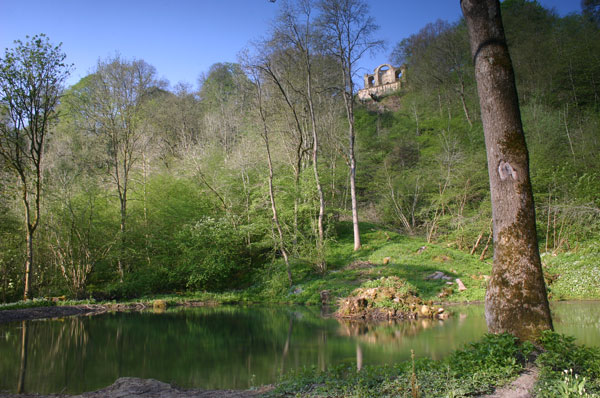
0,302 -> 597,394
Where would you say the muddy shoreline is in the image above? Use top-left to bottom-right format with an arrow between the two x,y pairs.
0,301 -> 219,324
0,377 -> 271,398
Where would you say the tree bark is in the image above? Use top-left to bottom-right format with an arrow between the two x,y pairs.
23,229 -> 34,301
461,0 -> 553,341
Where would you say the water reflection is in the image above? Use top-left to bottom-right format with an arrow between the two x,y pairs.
17,321 -> 27,394
0,301 -> 598,395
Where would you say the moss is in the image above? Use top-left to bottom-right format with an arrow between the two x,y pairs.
488,219 -> 553,341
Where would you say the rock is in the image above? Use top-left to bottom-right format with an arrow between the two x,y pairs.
456,278 -> 467,291
420,305 -> 430,316
425,271 -> 453,281
320,290 -> 330,306
416,246 -> 427,254
425,271 -> 444,280
153,300 -> 167,310
382,256 -> 391,265
437,307 -> 445,314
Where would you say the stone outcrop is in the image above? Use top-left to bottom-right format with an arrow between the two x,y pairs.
336,276 -> 448,320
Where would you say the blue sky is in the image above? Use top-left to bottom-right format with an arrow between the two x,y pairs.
0,0 -> 581,89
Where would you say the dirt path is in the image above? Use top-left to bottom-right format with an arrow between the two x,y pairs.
0,377 -> 272,398
480,366 -> 539,398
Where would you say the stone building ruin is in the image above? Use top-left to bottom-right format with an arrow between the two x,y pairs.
358,64 -> 407,101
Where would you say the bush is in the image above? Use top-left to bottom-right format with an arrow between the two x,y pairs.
176,216 -> 251,292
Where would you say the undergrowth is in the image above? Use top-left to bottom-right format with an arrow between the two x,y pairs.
267,332 -> 600,398
0,298 -> 55,311
268,333 -> 527,398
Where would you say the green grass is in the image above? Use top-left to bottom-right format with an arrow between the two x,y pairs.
252,221 -> 492,306
542,242 -> 600,300
7,222 -> 597,310
0,298 -> 56,311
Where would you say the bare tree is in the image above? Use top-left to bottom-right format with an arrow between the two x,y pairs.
246,64 -> 293,286
271,0 -> 328,269
317,0 -> 383,250
0,34 -> 71,299
461,0 -> 553,341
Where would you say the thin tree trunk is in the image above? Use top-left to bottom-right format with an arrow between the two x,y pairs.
349,152 -> 361,251
142,153 -> 151,266
264,131 -> 293,287
23,229 -> 33,301
307,72 -> 326,270
21,175 -> 39,300
462,0 -> 553,341
118,194 -> 126,282
254,79 -> 293,286
343,87 -> 361,251
459,79 -> 473,128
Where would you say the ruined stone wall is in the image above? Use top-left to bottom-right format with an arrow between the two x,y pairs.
358,64 -> 406,101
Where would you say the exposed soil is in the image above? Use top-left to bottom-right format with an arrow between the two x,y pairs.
0,305 -> 105,324
0,377 -> 272,398
0,301 -> 220,324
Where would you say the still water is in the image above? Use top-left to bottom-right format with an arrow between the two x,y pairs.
0,301 -> 598,394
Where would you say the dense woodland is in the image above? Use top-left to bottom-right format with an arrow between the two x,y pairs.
1,0 -> 599,302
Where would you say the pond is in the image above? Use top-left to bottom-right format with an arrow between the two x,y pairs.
0,301 -> 598,394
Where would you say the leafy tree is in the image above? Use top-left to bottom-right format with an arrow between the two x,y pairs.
582,0 -> 600,25
391,20 -> 475,126
68,56 -> 166,281
0,34 -> 71,299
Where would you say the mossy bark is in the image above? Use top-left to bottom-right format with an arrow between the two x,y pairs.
461,0 -> 553,341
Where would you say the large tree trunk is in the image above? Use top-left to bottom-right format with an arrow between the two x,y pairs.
461,0 -> 553,341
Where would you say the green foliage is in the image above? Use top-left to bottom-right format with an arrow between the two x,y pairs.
1,1 -> 598,304
0,298 -> 55,311
269,333 -> 530,397
177,216 -> 251,292
542,243 -> 600,300
535,331 -> 600,397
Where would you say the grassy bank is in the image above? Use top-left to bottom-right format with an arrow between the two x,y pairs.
246,222 -> 599,307
266,332 -> 600,398
2,222 -> 597,311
